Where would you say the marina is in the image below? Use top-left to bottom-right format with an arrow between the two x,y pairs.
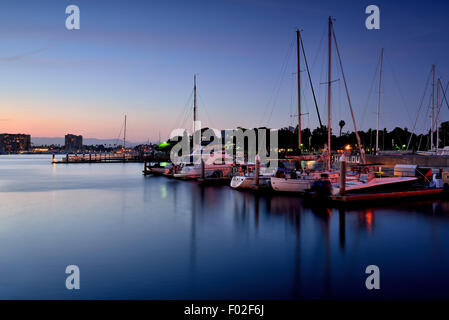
2,154 -> 449,299
1,0 -> 449,305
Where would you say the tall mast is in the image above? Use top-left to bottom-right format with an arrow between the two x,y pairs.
376,48 -> 384,155
193,74 -> 197,133
437,77 -> 440,150
332,19 -> 366,164
327,17 -> 332,169
299,31 -> 323,128
431,64 -> 435,150
296,29 -> 301,150
123,114 -> 127,150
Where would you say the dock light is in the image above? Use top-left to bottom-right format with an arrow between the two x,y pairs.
344,144 -> 352,151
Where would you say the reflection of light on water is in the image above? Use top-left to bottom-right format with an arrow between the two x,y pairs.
161,184 -> 167,199
365,210 -> 373,233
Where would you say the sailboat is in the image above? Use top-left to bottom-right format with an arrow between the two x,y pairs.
230,155 -> 276,190
327,46 -> 419,195
173,75 -> 234,180
271,20 -> 340,193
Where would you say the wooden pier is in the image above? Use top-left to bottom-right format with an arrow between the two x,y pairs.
53,153 -> 169,164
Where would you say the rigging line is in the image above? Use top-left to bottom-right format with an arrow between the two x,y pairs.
260,38 -> 294,125
360,54 -> 381,130
439,80 -> 449,111
114,119 -> 124,147
289,73 -> 295,127
174,89 -> 194,130
332,24 -> 365,164
181,103 -> 193,130
406,67 -> 432,150
299,32 -> 322,127
311,24 -> 327,71
265,39 -> 295,126
197,91 -> 217,130
385,56 -> 413,125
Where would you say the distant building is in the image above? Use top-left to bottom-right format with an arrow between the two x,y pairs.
65,134 -> 83,152
0,134 -> 31,153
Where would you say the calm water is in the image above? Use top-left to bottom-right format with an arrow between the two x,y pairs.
0,155 -> 449,299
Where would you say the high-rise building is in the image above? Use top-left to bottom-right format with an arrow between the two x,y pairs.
0,134 -> 31,153
65,134 -> 83,152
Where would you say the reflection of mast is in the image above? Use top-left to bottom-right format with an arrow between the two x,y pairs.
338,208 -> 346,252
324,211 -> 331,297
292,207 -> 302,298
190,187 -> 197,277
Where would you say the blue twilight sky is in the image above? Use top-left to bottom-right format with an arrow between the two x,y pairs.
0,0 -> 448,142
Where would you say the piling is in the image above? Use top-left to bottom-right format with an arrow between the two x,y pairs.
339,158 -> 346,195
201,159 -> 205,179
255,155 -> 260,186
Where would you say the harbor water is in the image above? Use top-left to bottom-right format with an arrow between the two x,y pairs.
0,155 -> 449,299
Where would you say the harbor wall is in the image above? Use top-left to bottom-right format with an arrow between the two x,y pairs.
366,155 -> 449,168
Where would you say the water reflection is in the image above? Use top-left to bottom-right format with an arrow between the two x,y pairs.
1,156 -> 449,299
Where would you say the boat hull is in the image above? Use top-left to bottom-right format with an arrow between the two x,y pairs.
230,176 -> 271,190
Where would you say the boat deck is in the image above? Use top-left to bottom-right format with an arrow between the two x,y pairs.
332,187 -> 446,203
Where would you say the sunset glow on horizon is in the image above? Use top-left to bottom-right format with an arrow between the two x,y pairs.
0,0 -> 448,142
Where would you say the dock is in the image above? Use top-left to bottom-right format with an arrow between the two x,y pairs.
53,153 -> 169,164
331,188 -> 447,204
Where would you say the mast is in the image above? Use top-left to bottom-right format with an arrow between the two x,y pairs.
327,17 -> 332,169
332,19 -> 366,164
437,77 -> 440,150
296,29 -> 301,150
123,114 -> 127,150
299,31 -> 323,128
193,74 -> 197,133
376,48 -> 384,155
431,64 -> 435,150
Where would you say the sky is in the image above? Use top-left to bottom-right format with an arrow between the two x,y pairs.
0,0 -> 448,142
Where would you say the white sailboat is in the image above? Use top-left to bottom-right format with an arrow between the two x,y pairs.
230,156 -> 275,190
271,21 -> 340,193
173,75 -> 234,180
